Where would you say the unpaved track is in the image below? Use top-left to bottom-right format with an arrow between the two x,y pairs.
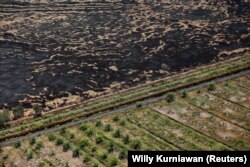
1,69 -> 250,147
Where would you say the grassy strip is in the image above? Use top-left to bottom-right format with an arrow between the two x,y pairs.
0,54 -> 249,142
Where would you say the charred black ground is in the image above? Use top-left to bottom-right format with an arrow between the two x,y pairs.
0,0 -> 249,109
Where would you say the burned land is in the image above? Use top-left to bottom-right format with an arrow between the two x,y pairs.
0,0 -> 249,110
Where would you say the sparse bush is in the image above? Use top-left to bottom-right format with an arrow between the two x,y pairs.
14,141 -> 21,148
131,139 -> 141,150
60,126 -> 66,134
72,147 -> 80,157
70,133 -> 75,139
79,124 -> 88,131
83,155 -> 91,162
26,148 -> 33,160
207,83 -> 216,91
106,142 -> 114,153
112,116 -> 119,122
2,152 -> 9,160
92,163 -> 99,167
136,103 -> 142,108
13,105 -> 24,120
29,137 -> 36,145
165,93 -> 175,103
91,147 -> 96,152
95,121 -> 102,127
80,139 -> 89,148
181,91 -> 187,98
0,110 -> 10,128
113,128 -> 121,138
99,151 -> 107,160
123,134 -> 130,144
48,133 -> 56,141
33,104 -> 42,117
110,157 -> 118,167
104,124 -> 112,132
62,141 -> 70,152
95,135 -> 103,144
86,128 -> 93,137
119,119 -> 126,126
119,149 -> 126,159
56,138 -> 63,146
35,141 -> 44,150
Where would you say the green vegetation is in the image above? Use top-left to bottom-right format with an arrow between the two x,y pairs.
0,110 -> 9,128
62,141 -> 70,152
33,104 -> 42,118
26,148 -> 33,160
207,83 -> 216,91
48,133 -> 56,141
35,141 -> 44,150
165,93 -> 175,103
72,147 -> 80,157
131,139 -> 141,150
14,141 -> 21,148
13,105 -> 24,120
29,137 -> 36,145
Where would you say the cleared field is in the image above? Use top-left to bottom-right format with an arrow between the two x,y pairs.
1,73 -> 249,166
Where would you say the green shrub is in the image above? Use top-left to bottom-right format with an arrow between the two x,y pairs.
86,128 -> 93,137
33,104 -> 42,117
136,103 -> 142,108
104,124 -> 112,132
14,141 -> 21,148
72,147 -> 80,157
119,119 -> 126,126
60,126 -> 66,134
13,105 -> 24,120
95,121 -> 102,127
70,133 -> 75,139
113,128 -> 121,138
48,133 -> 56,141
122,134 -> 130,144
29,137 -> 36,145
0,110 -> 10,128
131,139 -> 141,150
56,138 -> 63,146
165,93 -> 175,103
110,157 -> 118,167
119,149 -> 126,159
207,83 -> 216,91
62,141 -> 70,152
80,139 -> 89,148
112,116 -> 119,122
99,151 -> 107,160
91,147 -> 96,152
35,141 -> 44,150
95,135 -> 103,144
83,155 -> 91,162
79,124 -> 88,131
26,148 -> 33,160
106,142 -> 114,153
181,91 -> 187,98
92,163 -> 99,167
2,152 -> 9,160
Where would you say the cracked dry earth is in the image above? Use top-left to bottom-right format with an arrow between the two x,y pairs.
0,0 -> 249,110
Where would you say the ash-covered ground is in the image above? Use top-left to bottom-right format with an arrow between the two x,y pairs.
0,0 -> 249,110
